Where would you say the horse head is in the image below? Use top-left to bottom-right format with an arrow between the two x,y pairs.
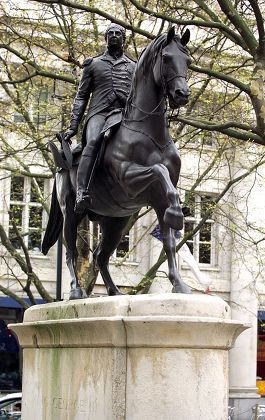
153,27 -> 191,108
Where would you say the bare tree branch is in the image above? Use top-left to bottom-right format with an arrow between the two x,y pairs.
216,0 -> 258,55
175,116 -> 264,145
133,155 -> 265,293
28,0 -> 155,39
248,0 -> 265,56
128,0 -> 248,50
0,283 -> 30,309
189,63 -> 250,94
0,224 -> 54,302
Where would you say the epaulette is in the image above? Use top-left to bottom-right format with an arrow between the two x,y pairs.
82,58 -> 93,68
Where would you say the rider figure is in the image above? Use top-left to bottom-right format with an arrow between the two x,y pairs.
63,23 -> 135,213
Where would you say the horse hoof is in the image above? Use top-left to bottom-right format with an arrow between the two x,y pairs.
82,289 -> 88,298
69,287 -> 84,300
172,283 -> 192,294
163,207 -> 184,230
108,287 -> 126,296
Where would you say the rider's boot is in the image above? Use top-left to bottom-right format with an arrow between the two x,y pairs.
75,154 -> 94,213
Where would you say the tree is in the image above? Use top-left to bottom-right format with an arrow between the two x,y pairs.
0,0 -> 265,303
27,0 -> 265,143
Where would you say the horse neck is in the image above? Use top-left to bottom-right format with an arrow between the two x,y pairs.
128,72 -> 165,120
124,67 -> 169,143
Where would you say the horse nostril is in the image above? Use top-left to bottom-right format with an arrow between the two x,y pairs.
175,89 -> 183,97
175,89 -> 189,97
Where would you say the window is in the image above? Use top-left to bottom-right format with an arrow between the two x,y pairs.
184,193 -> 217,265
13,113 -> 26,123
115,233 -> 130,259
32,86 -> 48,125
13,86 -> 48,125
9,176 -> 46,252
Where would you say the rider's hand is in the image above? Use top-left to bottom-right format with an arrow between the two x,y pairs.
63,128 -> 77,143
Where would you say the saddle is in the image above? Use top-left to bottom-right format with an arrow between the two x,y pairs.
49,109 -> 123,170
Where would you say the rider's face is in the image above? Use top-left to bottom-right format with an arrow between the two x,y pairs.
106,29 -> 123,50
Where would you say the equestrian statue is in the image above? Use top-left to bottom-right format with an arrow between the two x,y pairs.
42,24 -> 192,299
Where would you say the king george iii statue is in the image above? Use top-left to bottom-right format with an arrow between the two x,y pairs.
63,23 -> 136,213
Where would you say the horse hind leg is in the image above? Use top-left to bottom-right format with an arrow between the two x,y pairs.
95,216 -> 130,296
61,188 -> 86,300
66,250 -> 84,300
65,228 -> 86,299
83,244 -> 99,296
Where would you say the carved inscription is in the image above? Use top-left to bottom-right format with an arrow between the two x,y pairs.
52,397 -> 88,413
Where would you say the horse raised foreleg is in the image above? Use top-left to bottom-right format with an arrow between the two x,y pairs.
95,216 -> 130,295
152,164 -> 183,231
155,207 -> 191,294
122,162 -> 183,230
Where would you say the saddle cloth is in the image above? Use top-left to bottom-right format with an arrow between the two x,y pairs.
50,109 -> 123,170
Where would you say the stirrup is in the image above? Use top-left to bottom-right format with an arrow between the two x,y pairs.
74,191 -> 91,213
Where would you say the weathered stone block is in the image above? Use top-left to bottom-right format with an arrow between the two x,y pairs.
10,294 -> 248,420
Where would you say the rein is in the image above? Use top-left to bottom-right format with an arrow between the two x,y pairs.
168,107 -> 180,128
121,121 -> 172,153
123,97 -> 166,124
128,97 -> 166,122
122,43 -> 185,151
124,48 -> 167,124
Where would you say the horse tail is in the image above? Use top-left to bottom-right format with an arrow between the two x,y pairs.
42,180 -> 63,255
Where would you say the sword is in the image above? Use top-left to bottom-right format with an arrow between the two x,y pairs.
49,141 -> 70,170
56,132 -> 73,169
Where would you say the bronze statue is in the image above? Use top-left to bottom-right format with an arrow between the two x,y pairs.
64,23 -> 135,213
43,26 -> 192,299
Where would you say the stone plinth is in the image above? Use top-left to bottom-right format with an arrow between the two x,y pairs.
10,294 -> 248,420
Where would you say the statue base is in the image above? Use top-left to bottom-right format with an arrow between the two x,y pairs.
10,294 -> 248,420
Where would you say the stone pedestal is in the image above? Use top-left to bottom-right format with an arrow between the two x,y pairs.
229,275 -> 259,419
10,294 -> 248,420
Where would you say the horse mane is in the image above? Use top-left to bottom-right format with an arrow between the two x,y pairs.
126,34 -> 166,106
139,34 -> 167,78
126,32 -> 189,109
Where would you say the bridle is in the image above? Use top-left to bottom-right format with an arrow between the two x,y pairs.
159,43 -> 188,96
123,50 -> 167,123
128,97 -> 166,122
122,40 -> 189,150
124,44 -> 188,123
159,45 -> 188,126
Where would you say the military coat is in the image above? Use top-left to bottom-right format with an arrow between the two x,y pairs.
70,51 -> 135,132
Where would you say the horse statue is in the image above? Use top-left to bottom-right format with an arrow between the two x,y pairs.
42,26 -> 192,299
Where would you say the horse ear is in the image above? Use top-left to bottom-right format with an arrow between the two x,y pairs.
181,29 -> 190,46
166,26 -> 175,45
